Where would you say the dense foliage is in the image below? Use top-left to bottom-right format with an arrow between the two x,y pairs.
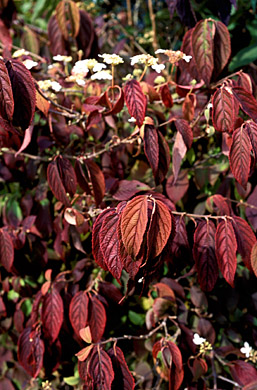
1,1 -> 257,389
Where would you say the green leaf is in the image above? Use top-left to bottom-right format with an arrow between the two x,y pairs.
7,290 -> 19,301
229,42 -> 257,71
128,310 -> 145,326
63,376 -> 80,386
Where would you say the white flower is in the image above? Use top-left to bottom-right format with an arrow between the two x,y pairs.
53,55 -> 72,62
22,59 -> 38,70
76,79 -> 86,86
193,333 -> 206,345
91,70 -> 112,80
155,49 -> 166,54
50,81 -> 62,92
151,63 -> 165,73
98,54 -> 124,65
92,62 -> 106,72
240,342 -> 252,358
183,54 -> 192,63
130,54 -> 148,66
207,102 -> 213,109
13,49 -> 29,58
128,117 -> 136,123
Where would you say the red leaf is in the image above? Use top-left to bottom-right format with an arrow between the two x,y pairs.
166,170 -> 189,204
113,180 -> 150,201
57,156 -> 77,197
230,361 -> 257,386
193,220 -> 219,291
156,130 -> 170,185
191,19 -> 215,85
104,86 -> 124,116
0,228 -> 14,272
144,124 -> 159,178
182,93 -> 195,122
124,79 -> 147,127
232,216 -> 256,270
0,19 -> 12,54
172,131 -> 187,184
120,195 -> 148,258
99,211 -> 122,282
167,341 -> 184,390
88,347 -> 114,389
92,208 -> 115,271
160,84 -> 173,108
244,120 -> 257,161
246,186 -> 257,230
232,86 -> 257,122
88,295 -> 106,343
147,199 -> 173,258
108,346 -> 135,390
212,86 -> 238,133
47,160 -> 71,206
237,72 -> 253,93
85,160 -> 105,206
229,125 -> 251,189
213,20 -> 231,77
15,125 -> 34,157
41,287 -> 63,343
0,58 -> 14,121
5,59 -> 36,131
18,327 -> 44,378
171,215 -> 190,258
215,219 -> 237,287
251,242 -> 257,277
206,194 -> 231,216
174,119 -> 193,149
69,291 -> 89,337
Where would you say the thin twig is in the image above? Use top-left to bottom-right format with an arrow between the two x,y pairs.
0,42 -> 47,63
217,375 -> 241,388
148,0 -> 158,55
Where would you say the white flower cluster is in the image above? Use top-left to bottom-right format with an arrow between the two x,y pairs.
130,54 -> 165,73
22,59 -> 38,70
38,79 -> 62,92
53,55 -> 72,63
155,49 -> 192,64
98,53 -> 124,65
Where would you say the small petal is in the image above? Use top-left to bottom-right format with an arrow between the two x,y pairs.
155,49 -> 166,54
92,62 -> 107,72
240,342 -> 252,358
128,117 -> 136,123
193,333 -> 206,345
183,54 -> 192,63
91,70 -> 112,80
151,63 -> 165,73
23,59 -> 38,70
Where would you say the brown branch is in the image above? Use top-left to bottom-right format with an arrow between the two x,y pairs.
148,0 -> 158,55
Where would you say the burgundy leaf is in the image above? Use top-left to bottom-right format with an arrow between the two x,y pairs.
48,15 -> 68,56
207,194 -> 231,216
75,159 -> 91,194
47,160 -> 71,206
5,59 -> 36,131
212,86 -> 238,133
156,130 -> 170,185
41,286 -> 63,343
232,216 -> 256,270
120,195 -> 148,258
191,19 -> 216,85
113,180 -> 150,201
232,86 -> 257,122
251,242 -> 257,277
124,79 -> 147,127
92,208 -> 115,271
76,10 -> 96,58
88,295 -> 106,343
0,58 -> 14,121
88,347 -> 114,389
69,291 -> 89,337
246,186 -> 257,230
215,219 -> 237,287
167,341 -> 184,390
57,156 -> 77,197
193,220 -> 219,291
165,0 -> 178,19
108,346 -> 135,390
144,124 -> 159,178
230,361 -> 257,386
166,169 -> 189,204
174,119 -> 193,149
85,159 -> 105,206
172,131 -> 187,184
99,211 -> 123,282
18,327 -> 44,378
237,72 -> 253,93
229,124 -> 251,189
0,228 -> 14,272
104,85 -> 124,116
213,20 -> 231,78
197,318 -> 216,344
180,28 -> 200,81
15,125 -> 34,157
182,92 -> 196,122
171,215 -> 190,258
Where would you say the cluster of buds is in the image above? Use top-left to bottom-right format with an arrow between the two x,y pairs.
38,79 -> 62,94
130,54 -> 165,73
